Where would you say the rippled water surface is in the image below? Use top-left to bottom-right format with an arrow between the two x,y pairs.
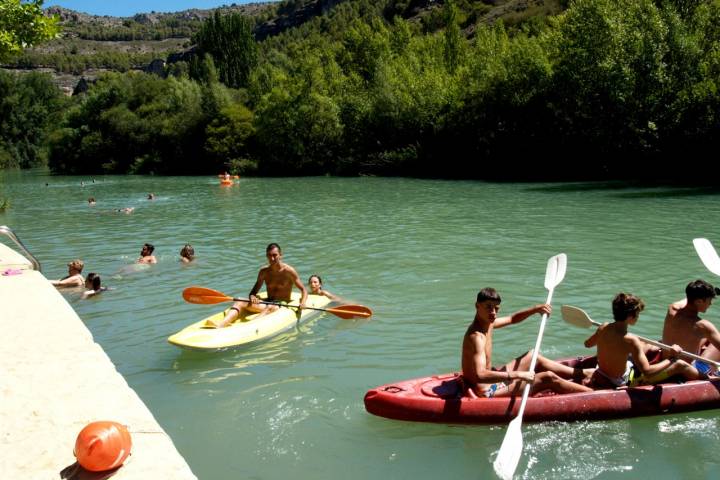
2,170 -> 720,479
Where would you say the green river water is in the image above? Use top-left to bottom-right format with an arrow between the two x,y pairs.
2,170 -> 720,479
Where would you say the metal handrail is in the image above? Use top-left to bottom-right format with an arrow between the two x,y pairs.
0,225 -> 41,272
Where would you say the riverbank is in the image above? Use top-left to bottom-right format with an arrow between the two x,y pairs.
0,242 -> 196,479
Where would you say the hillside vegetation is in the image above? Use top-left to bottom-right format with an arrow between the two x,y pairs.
2,0 -> 720,180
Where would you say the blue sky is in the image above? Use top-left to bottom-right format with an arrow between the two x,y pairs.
44,1 -> 263,17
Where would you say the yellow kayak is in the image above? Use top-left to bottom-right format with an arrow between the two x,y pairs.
168,292 -> 331,350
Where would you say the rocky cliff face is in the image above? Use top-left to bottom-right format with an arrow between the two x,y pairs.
254,0 -> 345,41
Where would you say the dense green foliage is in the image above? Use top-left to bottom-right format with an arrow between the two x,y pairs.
12,48 -> 159,74
0,0 -> 59,61
46,72 -> 247,174
71,17 -> 202,42
0,70 -> 66,169
193,11 -> 257,89
5,0 -> 720,179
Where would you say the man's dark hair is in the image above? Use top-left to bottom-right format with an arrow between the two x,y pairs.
266,243 -> 281,253
143,243 -> 155,254
477,287 -> 501,303
686,279 -> 720,301
612,292 -> 645,321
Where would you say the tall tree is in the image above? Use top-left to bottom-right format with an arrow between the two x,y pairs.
194,11 -> 258,89
443,0 -> 463,73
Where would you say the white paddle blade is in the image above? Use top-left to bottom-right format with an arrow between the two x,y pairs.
561,305 -> 598,328
493,417 -> 523,480
544,253 -> 567,290
693,238 -> 720,276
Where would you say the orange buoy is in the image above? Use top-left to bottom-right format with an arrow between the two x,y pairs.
74,421 -> 132,472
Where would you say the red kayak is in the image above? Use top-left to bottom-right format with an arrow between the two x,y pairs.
364,356 -> 720,424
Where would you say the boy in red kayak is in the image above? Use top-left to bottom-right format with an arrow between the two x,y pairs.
209,243 -> 307,328
660,279 -> 720,376
461,287 -> 592,397
584,292 -> 695,388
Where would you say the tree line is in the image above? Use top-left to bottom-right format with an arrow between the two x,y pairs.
3,0 -> 720,180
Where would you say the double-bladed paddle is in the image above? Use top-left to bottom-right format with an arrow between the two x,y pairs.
493,253 -> 568,480
693,238 -> 720,276
561,305 -> 720,369
182,286 -> 373,320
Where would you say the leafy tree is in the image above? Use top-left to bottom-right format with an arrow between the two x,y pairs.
0,70 -> 66,168
205,103 -> 255,173
48,73 -> 208,174
443,0 -> 463,73
194,11 -> 258,88
549,0 -> 672,167
339,19 -> 391,84
0,0 -> 59,61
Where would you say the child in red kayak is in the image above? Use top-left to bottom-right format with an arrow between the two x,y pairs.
584,292 -> 694,388
461,287 -> 592,398
660,280 -> 720,377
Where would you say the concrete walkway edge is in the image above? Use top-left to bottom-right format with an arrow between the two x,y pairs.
0,243 -> 197,479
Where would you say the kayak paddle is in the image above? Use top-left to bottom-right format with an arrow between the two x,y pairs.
693,238 -> 720,276
493,253 -> 567,480
561,305 -> 720,369
182,286 -> 373,320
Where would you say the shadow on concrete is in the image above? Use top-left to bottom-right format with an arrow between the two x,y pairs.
60,462 -> 120,480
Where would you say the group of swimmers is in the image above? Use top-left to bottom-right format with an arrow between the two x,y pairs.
51,242 -> 196,298
461,280 -> 720,397
52,242 -> 336,316
86,192 -> 156,213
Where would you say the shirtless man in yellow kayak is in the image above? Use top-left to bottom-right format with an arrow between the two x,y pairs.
210,243 -> 307,328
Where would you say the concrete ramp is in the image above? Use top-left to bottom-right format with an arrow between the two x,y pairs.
0,243 -> 196,479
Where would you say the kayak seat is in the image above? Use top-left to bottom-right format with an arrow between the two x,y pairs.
421,376 -> 462,399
